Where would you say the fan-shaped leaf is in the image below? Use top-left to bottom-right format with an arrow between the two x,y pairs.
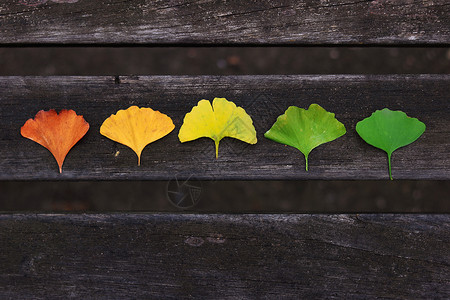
264,104 -> 346,170
21,109 -> 89,173
100,106 -> 174,165
356,108 -> 426,180
178,98 -> 257,158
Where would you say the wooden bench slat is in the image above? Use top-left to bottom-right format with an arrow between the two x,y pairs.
0,213 -> 448,298
0,0 -> 448,45
0,75 -> 448,180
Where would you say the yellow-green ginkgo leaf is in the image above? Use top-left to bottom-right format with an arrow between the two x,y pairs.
264,104 -> 346,171
100,106 -> 175,165
178,98 -> 257,158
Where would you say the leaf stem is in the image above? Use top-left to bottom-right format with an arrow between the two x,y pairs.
215,140 -> 219,159
387,152 -> 392,180
305,154 -> 308,171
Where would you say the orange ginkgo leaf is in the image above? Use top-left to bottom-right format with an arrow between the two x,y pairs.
21,109 -> 90,173
100,106 -> 175,165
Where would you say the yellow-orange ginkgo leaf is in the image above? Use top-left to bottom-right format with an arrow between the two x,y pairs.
21,109 -> 90,173
178,98 -> 257,158
100,106 -> 175,165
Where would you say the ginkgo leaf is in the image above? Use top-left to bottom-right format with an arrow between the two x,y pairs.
356,108 -> 426,180
100,106 -> 175,165
21,109 -> 90,173
264,104 -> 346,171
178,98 -> 257,158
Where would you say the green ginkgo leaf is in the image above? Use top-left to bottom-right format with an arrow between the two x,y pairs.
356,108 -> 426,180
264,104 -> 346,171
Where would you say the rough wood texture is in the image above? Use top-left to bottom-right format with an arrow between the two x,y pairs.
0,0 -> 448,45
0,75 -> 448,180
0,214 -> 449,298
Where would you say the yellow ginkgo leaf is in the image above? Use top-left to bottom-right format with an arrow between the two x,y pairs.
179,98 -> 257,158
100,106 -> 175,165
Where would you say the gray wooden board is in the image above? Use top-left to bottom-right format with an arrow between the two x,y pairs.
0,214 -> 449,298
0,0 -> 448,45
0,75 -> 449,180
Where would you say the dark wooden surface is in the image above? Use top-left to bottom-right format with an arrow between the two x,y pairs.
0,75 -> 449,180
0,0 -> 448,45
0,213 -> 448,299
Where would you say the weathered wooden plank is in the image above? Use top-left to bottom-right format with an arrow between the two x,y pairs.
0,0 -> 448,45
0,214 -> 448,298
0,75 -> 448,180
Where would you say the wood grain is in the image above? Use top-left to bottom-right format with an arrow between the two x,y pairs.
0,0 -> 448,45
0,213 -> 448,298
0,75 -> 448,180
